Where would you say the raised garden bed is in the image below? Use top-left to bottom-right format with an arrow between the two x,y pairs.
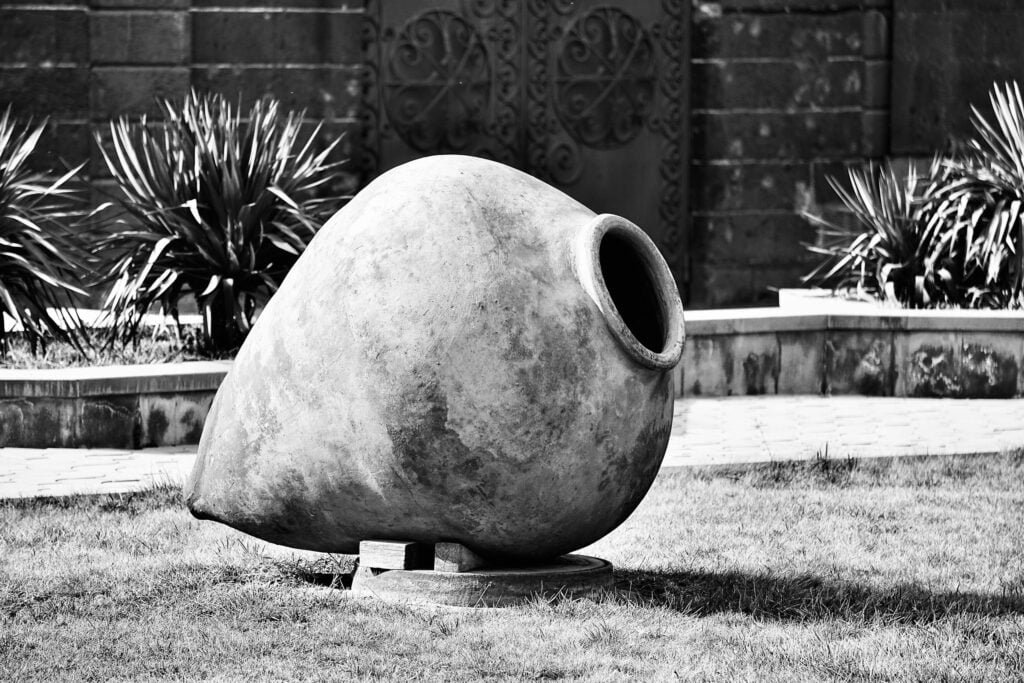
1,293 -> 1022,449
680,291 -> 1024,398
0,361 -> 230,449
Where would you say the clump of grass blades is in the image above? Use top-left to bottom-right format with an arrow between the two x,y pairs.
96,90 -> 348,352
806,81 -> 1024,309
0,107 -> 90,355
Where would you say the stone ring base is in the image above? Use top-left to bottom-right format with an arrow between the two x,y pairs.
350,554 -> 614,607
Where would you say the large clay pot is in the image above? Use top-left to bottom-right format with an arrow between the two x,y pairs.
186,155 -> 685,561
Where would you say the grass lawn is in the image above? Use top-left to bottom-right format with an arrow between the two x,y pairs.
2,452 -> 1022,681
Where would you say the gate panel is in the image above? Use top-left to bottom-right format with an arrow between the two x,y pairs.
361,0 -> 690,292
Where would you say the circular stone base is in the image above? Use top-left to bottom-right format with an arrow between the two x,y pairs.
350,554 -> 613,607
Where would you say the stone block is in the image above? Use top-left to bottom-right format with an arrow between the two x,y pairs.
190,66 -> 361,119
0,67 -> 90,118
892,3 -> 1024,154
681,333 -> 779,396
691,162 -> 811,213
692,60 -> 863,111
90,11 -> 189,65
90,66 -> 190,118
689,261 -> 794,309
894,332 -> 959,398
862,10 -> 889,59
861,109 -> 889,158
0,398 -> 73,448
693,112 -> 863,160
191,10 -> 362,64
958,332 -> 1022,399
892,331 -> 1021,398
138,392 -> 215,446
76,395 -> 139,448
0,8 -> 89,64
778,331 -> 826,394
824,330 -> 894,396
694,10 -> 863,60
863,60 -> 890,109
692,214 -> 819,268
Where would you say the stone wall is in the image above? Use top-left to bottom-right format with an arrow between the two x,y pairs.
891,0 -> 1024,155
6,1 -> 1024,307
689,0 -> 891,307
0,0 -> 364,193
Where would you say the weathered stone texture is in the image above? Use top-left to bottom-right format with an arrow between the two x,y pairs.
0,389 -> 216,449
690,0 -> 892,308
681,333 -> 780,396
894,332 -> 1023,399
189,66 -> 362,120
90,11 -> 189,65
90,67 -> 191,118
191,10 -> 362,64
892,0 -> 1024,154
825,331 -> 895,396
0,8 -> 88,64
0,1 -> 363,205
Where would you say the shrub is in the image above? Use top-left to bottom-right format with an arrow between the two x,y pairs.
96,90 -> 348,352
806,81 -> 1024,309
0,108 -> 90,355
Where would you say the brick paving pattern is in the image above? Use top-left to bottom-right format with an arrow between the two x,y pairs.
1,397 -> 1022,499
663,396 -> 1024,467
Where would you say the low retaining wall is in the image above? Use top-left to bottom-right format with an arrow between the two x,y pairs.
679,307 -> 1024,398
1,302 -> 1021,448
0,361 -> 230,449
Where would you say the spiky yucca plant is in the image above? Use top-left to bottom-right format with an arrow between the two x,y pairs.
928,81 -> 1024,308
97,90 -> 347,351
0,108 -> 88,355
807,81 -> 1024,309
803,159 -> 948,307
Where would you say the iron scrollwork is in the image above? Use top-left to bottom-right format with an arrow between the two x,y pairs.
654,0 -> 686,269
383,10 -> 493,154
554,8 -> 657,150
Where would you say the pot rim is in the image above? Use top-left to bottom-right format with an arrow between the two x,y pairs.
575,214 -> 686,370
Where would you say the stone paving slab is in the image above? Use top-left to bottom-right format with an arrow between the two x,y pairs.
663,396 -> 1024,468
1,397 -> 1022,500
0,445 -> 195,499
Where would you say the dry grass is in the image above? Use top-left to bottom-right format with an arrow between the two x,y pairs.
2,452 -> 1023,681
0,324 -> 229,369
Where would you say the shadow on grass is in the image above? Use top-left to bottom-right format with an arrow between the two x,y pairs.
613,568 -> 1024,623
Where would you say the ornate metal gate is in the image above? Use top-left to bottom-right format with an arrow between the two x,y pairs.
360,0 -> 690,290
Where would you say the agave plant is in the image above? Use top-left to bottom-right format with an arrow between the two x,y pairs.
96,90 -> 347,351
0,108 -> 89,356
807,81 -> 1024,309
927,81 -> 1024,308
803,159 -> 947,307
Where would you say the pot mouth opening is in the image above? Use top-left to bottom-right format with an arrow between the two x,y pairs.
577,214 -> 685,369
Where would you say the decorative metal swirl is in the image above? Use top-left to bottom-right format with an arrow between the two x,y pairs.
465,0 -> 520,165
358,3 -> 382,176
383,11 -> 492,154
655,0 -> 686,270
554,8 -> 656,149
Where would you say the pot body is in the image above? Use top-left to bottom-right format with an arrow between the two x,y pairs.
186,155 -> 684,560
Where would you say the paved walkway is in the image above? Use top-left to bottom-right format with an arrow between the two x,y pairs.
1,396 -> 1023,500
